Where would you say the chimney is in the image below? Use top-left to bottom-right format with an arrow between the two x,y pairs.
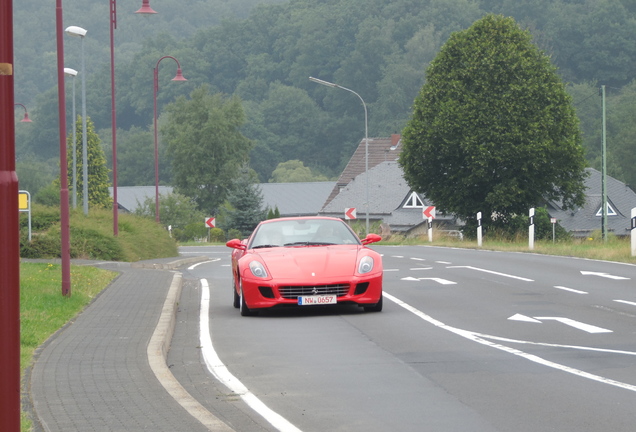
390,134 -> 401,151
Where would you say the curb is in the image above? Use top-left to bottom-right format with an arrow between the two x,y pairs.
147,272 -> 235,432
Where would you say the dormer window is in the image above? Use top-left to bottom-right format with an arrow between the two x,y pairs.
595,203 -> 617,217
403,191 -> 424,208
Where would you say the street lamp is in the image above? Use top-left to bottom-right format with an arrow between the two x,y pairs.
153,55 -> 186,223
109,1 -> 157,235
65,25 -> 88,215
14,103 -> 32,122
64,67 -> 78,208
309,76 -> 369,235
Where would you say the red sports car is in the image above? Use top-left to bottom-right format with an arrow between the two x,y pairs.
226,216 -> 383,316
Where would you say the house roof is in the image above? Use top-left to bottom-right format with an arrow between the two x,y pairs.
323,134 -> 403,206
320,161 -> 453,231
258,181 -> 336,217
548,168 -> 636,236
109,186 -> 174,213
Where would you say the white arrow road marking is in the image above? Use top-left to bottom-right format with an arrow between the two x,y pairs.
448,266 -> 534,281
581,271 -> 630,280
508,314 -> 542,323
534,317 -> 613,334
419,278 -> 457,285
384,292 -> 636,393
553,285 -> 588,294
614,299 -> 636,307
401,277 -> 456,285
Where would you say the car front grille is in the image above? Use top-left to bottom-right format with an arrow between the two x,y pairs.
278,284 -> 350,299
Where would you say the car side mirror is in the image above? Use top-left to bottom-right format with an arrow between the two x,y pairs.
361,233 -> 382,245
226,239 -> 247,250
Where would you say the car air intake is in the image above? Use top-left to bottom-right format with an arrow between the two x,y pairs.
278,284 -> 349,299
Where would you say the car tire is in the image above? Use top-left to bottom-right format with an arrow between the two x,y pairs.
233,275 -> 240,309
239,282 -> 257,316
363,295 -> 383,312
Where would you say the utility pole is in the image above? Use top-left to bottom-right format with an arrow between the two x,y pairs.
601,85 -> 607,241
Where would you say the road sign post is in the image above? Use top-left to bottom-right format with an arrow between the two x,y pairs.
19,190 -> 31,242
477,212 -> 482,247
631,208 -> 635,257
529,207 -> 535,250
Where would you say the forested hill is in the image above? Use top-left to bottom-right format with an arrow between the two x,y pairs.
14,0 -> 636,190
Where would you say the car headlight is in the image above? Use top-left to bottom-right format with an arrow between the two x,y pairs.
249,260 -> 268,278
358,256 -> 374,274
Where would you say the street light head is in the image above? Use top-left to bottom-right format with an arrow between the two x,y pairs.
65,26 -> 87,38
172,67 -> 187,81
64,67 -> 78,77
21,112 -> 32,123
309,76 -> 337,88
135,0 -> 157,14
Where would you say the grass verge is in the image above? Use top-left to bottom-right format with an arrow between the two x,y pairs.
20,262 -> 117,432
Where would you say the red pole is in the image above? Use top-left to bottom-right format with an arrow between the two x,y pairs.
0,0 -> 21,428
56,0 -> 71,296
110,0 -> 119,236
153,64 -> 159,222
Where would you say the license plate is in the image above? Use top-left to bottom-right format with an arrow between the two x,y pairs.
298,295 -> 337,305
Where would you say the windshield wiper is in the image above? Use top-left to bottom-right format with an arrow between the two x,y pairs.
252,244 -> 280,249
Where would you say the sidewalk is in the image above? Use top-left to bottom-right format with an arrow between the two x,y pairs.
26,256 -> 230,432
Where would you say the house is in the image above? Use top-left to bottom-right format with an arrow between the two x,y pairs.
319,160 -> 459,234
321,136 -> 636,238
547,168 -> 636,238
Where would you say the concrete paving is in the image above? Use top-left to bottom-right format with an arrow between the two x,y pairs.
25,256 -> 233,432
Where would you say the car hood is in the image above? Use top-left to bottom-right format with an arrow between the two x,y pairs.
254,245 -> 363,279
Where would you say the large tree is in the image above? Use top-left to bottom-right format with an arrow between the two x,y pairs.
400,14 -> 588,229
162,85 -> 253,214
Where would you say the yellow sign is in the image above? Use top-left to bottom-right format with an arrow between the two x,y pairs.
19,191 -> 29,211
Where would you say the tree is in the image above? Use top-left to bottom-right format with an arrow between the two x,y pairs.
269,160 -> 329,183
67,116 -> 112,209
219,164 -> 266,236
162,85 -> 253,214
134,191 -> 205,235
400,14 -> 587,229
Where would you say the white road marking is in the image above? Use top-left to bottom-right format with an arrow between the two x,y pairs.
410,267 -> 432,271
508,314 -> 542,323
581,271 -> 630,280
199,279 -> 302,432
553,285 -> 588,294
533,317 -> 613,334
447,265 -> 534,281
420,278 -> 457,285
435,261 -> 452,264
383,269 -> 399,272
384,292 -> 636,393
614,299 -> 636,307
410,257 -> 426,261
188,258 -> 220,270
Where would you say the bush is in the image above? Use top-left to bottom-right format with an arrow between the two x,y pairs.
209,227 -> 225,243
226,229 -> 242,240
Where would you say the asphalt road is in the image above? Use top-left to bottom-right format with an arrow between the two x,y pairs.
171,245 -> 636,432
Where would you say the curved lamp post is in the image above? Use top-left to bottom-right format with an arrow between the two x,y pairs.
65,25 -> 88,215
109,1 -> 157,235
14,103 -> 32,122
153,56 -> 186,223
64,67 -> 78,208
309,76 -> 369,235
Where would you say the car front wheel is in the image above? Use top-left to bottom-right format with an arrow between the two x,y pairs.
239,281 -> 257,316
363,295 -> 383,312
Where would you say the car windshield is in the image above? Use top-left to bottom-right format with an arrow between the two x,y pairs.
249,219 -> 360,248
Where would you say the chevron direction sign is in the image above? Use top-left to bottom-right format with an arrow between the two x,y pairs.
423,206 -> 436,219
344,208 -> 357,220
